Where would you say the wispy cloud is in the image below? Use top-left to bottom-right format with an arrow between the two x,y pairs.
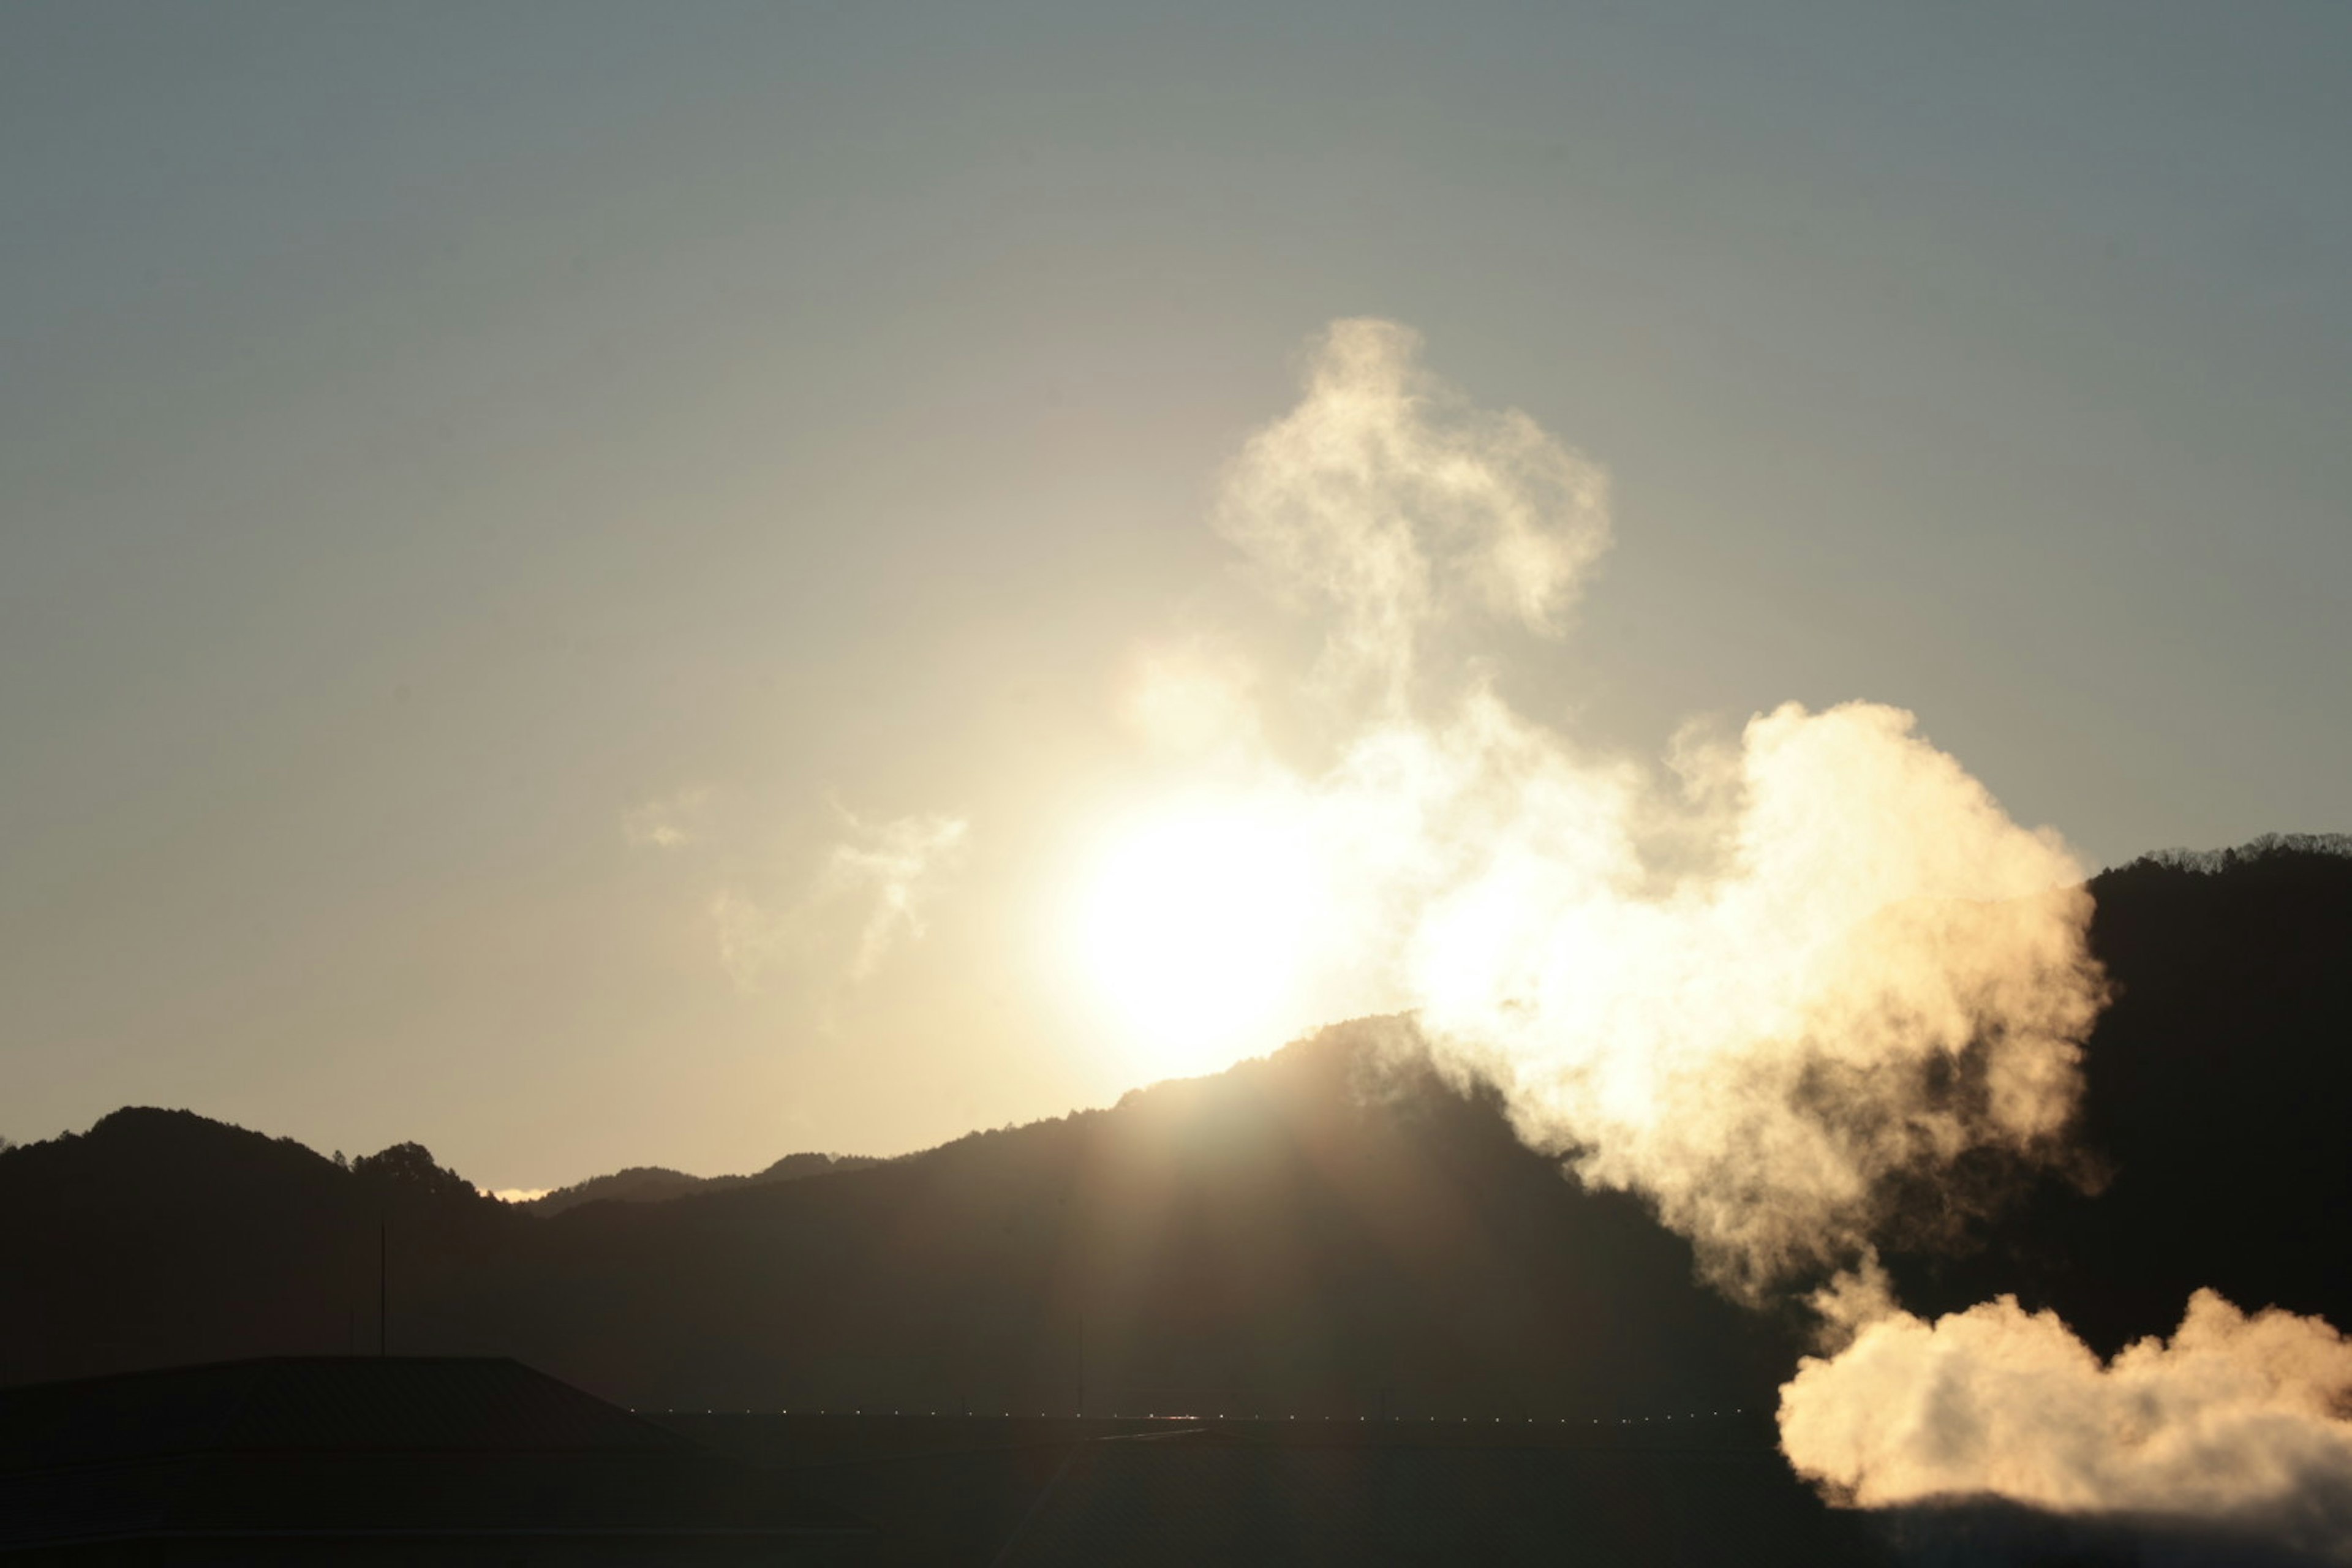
622,787 -> 710,850
1215,317 -> 1610,715
714,808 -> 969,992
824,810 -> 971,981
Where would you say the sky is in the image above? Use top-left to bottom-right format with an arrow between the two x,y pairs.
2,1 -> 2346,1191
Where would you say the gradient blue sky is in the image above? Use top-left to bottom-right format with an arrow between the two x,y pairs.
4,2 -> 2345,1188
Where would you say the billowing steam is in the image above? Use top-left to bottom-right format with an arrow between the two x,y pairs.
1781,1289 -> 2352,1559
1142,318 -> 2352,1555
1177,319 -> 2103,1297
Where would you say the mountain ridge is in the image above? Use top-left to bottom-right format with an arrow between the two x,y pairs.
521,1152 -> 884,1216
4,837 -> 2346,1418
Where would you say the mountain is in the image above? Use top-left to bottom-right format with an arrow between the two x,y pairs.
524,1152 -> 881,1216
2,837 -> 2346,1417
0,1027 -> 1781,1415
1885,834 -> 2352,1352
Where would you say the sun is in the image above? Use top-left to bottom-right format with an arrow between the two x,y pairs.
1066,801 -> 1325,1080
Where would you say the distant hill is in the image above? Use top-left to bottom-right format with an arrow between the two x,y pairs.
524,1152 -> 881,1216
2,837 -> 2346,1418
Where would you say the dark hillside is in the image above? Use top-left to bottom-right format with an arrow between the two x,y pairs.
0,1113 -> 508,1383
1889,836 -> 2352,1351
492,1027 -> 1784,1415
5,837 -> 2347,1411
524,1152 -> 881,1216
0,1029 -> 1779,1416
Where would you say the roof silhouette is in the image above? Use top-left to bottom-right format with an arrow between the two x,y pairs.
0,1355 -> 696,1471
0,1357 -> 867,1562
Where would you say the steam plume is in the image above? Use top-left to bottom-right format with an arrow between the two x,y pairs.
1197,319 -> 2103,1297
1781,1290 -> 2352,1559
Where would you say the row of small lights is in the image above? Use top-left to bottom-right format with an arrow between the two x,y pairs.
646,1408 -> 1745,1423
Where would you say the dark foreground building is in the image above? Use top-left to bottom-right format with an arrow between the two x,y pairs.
663,1411 -> 1898,1566
0,1358 -> 869,1564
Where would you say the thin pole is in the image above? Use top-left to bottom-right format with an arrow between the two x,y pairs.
377,1219 -> 386,1357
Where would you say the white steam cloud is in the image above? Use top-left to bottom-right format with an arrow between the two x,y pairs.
1781,1289 -> 2352,1559
1186,318 -> 2103,1297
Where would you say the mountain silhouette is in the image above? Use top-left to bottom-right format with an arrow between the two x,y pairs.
525,1152 -> 881,1216
2,837 -> 2346,1419
0,1029 -> 1781,1415
1885,834 -> 2352,1352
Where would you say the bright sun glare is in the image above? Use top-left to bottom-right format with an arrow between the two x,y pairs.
1069,804 -> 1324,1080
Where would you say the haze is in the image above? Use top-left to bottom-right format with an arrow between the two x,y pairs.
4,2 -> 2346,1194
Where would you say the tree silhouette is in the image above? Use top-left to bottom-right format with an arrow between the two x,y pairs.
353,1142 -> 481,1205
